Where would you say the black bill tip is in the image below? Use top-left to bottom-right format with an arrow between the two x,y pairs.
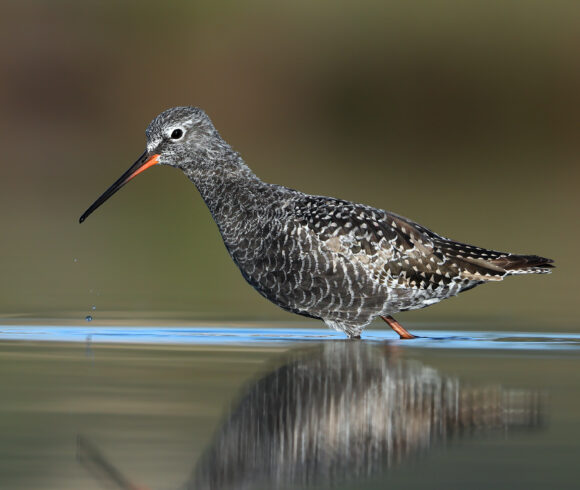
78,151 -> 159,224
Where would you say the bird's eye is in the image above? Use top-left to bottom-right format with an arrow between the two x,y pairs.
170,128 -> 183,140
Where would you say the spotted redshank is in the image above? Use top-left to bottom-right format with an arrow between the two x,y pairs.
79,107 -> 554,339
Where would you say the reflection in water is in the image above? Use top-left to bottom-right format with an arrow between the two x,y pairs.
77,435 -> 146,490
190,342 -> 541,490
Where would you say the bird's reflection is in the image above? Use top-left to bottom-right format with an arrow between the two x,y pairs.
189,342 -> 541,490
78,342 -> 542,490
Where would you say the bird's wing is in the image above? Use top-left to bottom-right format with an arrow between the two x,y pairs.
383,212 -> 508,285
294,197 -> 511,290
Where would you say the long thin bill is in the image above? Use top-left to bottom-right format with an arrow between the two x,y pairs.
79,152 -> 160,223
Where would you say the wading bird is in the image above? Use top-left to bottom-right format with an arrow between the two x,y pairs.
80,107 -> 553,339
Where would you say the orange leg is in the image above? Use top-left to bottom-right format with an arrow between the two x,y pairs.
380,315 -> 416,339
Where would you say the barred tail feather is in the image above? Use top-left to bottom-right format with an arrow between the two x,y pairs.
432,236 -> 554,280
491,254 -> 554,275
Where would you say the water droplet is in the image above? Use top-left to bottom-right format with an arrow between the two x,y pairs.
73,258 -> 78,263
91,305 -> 96,310
85,315 -> 92,322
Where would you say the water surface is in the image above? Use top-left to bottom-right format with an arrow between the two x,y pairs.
1,325 -> 580,351
1,324 -> 579,489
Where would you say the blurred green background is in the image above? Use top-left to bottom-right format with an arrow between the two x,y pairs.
1,1 -> 578,330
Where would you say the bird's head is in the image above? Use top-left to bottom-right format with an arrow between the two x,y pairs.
145,106 -> 220,169
79,106 -> 220,223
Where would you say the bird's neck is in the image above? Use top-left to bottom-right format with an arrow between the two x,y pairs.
182,148 -> 271,244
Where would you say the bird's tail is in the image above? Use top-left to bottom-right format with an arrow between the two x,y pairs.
434,238 -> 554,280
489,254 -> 555,275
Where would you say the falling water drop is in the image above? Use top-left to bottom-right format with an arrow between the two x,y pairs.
85,315 -> 93,322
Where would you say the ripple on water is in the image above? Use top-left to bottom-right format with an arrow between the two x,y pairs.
0,325 -> 579,352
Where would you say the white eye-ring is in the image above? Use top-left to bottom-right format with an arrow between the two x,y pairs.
170,128 -> 184,140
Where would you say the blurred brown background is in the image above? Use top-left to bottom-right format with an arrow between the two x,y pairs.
1,1 -> 578,330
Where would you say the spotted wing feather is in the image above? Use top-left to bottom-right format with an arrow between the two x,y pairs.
301,198 -> 552,292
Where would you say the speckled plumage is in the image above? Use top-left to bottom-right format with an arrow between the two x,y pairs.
80,106 -> 554,338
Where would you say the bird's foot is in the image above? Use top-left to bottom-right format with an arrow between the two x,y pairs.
380,315 -> 417,339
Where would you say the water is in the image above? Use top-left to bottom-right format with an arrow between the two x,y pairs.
0,324 -> 579,489
1,325 -> 579,350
